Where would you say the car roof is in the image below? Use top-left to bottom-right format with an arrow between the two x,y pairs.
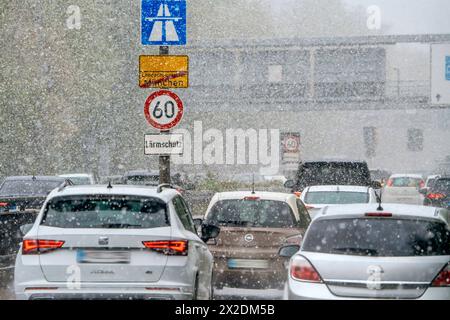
316,203 -> 445,221
214,191 -> 296,202
389,174 -> 423,178
47,184 -> 179,203
306,185 -> 371,192
59,173 -> 92,178
3,176 -> 65,182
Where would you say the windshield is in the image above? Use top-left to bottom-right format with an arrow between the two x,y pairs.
302,217 -> 450,257
305,191 -> 369,204
389,177 -> 423,188
41,196 -> 169,229
297,162 -> 370,188
433,179 -> 450,193
0,180 -> 62,197
125,175 -> 159,186
205,199 -> 296,228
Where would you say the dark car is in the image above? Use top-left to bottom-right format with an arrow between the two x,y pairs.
284,160 -> 377,192
0,176 -> 69,285
422,177 -> 450,209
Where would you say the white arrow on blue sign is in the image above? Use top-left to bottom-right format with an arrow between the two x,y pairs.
141,0 -> 186,46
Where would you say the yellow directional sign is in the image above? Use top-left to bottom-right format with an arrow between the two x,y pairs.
139,55 -> 188,88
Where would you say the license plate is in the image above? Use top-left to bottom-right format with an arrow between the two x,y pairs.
77,250 -> 130,264
227,259 -> 269,269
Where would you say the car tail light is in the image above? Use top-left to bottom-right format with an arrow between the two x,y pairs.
365,212 -> 392,217
431,263 -> 450,287
243,196 -> 260,201
427,193 -> 446,200
0,202 -> 8,207
142,240 -> 188,256
22,239 -> 65,255
290,255 -> 322,283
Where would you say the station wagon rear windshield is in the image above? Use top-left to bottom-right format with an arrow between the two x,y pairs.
205,199 -> 296,228
305,191 -> 369,204
302,217 -> 450,256
41,195 -> 169,229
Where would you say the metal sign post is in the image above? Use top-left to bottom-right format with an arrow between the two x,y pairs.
159,45 -> 171,185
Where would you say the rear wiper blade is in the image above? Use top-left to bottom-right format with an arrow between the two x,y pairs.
332,247 -> 378,255
94,223 -> 142,229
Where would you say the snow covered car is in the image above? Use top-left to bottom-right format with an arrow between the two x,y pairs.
203,191 -> 311,289
299,185 -> 378,218
14,184 -> 220,300
280,203 -> 450,300
383,174 -> 425,205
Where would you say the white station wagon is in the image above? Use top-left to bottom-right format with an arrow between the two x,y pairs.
14,184 -> 219,300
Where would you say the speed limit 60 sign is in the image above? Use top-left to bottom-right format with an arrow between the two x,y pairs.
144,90 -> 184,130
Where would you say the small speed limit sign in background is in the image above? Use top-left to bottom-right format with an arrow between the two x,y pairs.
144,90 -> 184,130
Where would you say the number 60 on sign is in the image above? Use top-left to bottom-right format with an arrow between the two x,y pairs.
144,90 -> 184,130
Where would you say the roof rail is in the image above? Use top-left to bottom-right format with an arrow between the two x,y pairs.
157,183 -> 175,193
58,179 -> 74,192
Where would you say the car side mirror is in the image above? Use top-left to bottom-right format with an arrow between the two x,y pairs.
278,244 -> 300,258
370,181 -> 382,189
193,218 -> 203,227
19,223 -> 33,237
419,187 -> 428,195
201,224 -> 220,243
284,179 -> 295,189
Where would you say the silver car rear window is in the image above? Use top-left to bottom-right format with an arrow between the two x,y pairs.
41,195 -> 169,229
305,191 -> 369,204
302,217 -> 450,256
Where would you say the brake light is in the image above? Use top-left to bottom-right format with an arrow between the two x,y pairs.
365,212 -> 392,217
290,255 -> 322,283
0,202 -> 8,207
22,239 -> 65,255
142,240 -> 188,256
427,193 -> 446,200
243,196 -> 260,201
431,263 -> 450,287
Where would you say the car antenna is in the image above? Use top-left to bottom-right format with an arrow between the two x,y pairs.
107,179 -> 113,189
251,174 -> 256,194
376,187 -> 383,211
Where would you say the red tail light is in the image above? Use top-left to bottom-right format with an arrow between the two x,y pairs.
22,239 -> 65,255
142,240 -> 188,256
290,255 -> 322,283
243,196 -> 260,201
431,263 -> 450,287
427,193 -> 446,200
0,202 -> 8,207
365,212 -> 392,217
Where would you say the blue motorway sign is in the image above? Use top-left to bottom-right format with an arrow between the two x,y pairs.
446,56 -> 450,81
141,0 -> 186,46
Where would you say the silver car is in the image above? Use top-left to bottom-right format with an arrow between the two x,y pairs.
281,203 -> 450,300
15,184 -> 219,300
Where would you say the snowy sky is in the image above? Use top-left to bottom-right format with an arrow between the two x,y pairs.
271,0 -> 450,35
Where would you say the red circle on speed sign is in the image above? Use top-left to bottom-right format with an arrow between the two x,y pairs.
144,90 -> 184,130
